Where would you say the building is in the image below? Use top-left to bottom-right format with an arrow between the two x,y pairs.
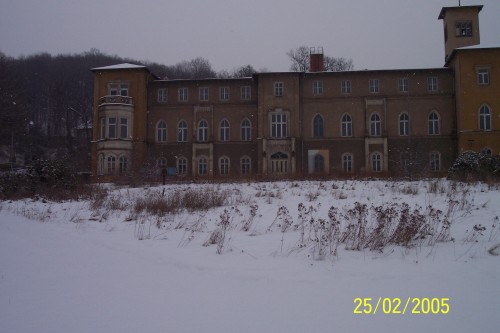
91,4 -> 499,181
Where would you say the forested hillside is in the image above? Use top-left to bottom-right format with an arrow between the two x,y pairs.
0,49 -> 253,171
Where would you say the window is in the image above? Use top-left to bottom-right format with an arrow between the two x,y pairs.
198,157 -> 208,175
371,153 -> 382,172
399,112 -> 409,136
177,157 -> 187,175
220,87 -> 229,101
427,77 -> 438,92
198,119 -> 209,142
313,81 -> 323,95
107,155 -> 116,174
178,88 -> 188,102
109,83 -> 128,96
199,87 -> 209,101
157,120 -> 167,142
477,68 -> 490,85
158,88 -> 167,102
241,156 -> 251,175
241,118 -> 251,141
341,80 -> 351,94
120,118 -> 128,139
479,105 -> 492,131
177,120 -> 188,142
119,156 -> 127,174
370,113 -> 381,136
108,117 -> 116,139
241,86 -> 251,100
430,152 -> 441,172
271,112 -> 287,138
456,21 -> 472,37
399,78 -> 409,92
274,82 -> 283,97
342,153 -> 352,173
270,152 -> 288,173
428,111 -> 440,135
99,118 -> 105,139
219,119 -> 230,141
369,79 -> 379,93
314,154 -> 324,173
313,114 -> 324,138
341,114 -> 352,137
98,154 -> 105,175
219,157 -> 230,175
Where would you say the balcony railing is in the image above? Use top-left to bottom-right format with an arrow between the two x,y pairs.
98,95 -> 134,106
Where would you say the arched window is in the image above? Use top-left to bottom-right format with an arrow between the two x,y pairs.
370,113 -> 381,136
241,156 -> 251,175
119,156 -> 127,174
314,154 -> 324,172
342,153 -> 353,173
341,114 -> 352,137
313,114 -> 324,138
430,152 -> 441,172
98,154 -> 105,175
371,152 -> 382,172
219,156 -> 230,175
177,157 -> 187,175
107,155 -> 116,174
241,118 -> 251,141
198,156 -> 208,175
198,119 -> 208,142
177,120 -> 188,142
479,105 -> 492,131
157,120 -> 167,142
428,111 -> 440,135
219,119 -> 230,141
399,112 -> 409,136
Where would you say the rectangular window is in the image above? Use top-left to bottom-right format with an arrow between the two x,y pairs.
241,158 -> 251,175
456,21 -> 472,37
220,87 -> 229,101
99,118 -> 105,139
341,80 -> 351,94
241,86 -> 251,100
178,88 -> 188,102
120,84 -> 128,96
120,118 -> 128,139
199,87 -> 209,101
271,112 -> 287,138
108,117 -> 116,139
313,81 -> 323,95
398,78 -> 409,92
157,88 -> 167,102
274,82 -> 283,97
109,84 -> 118,96
342,154 -> 352,172
477,68 -> 490,85
427,77 -> 438,92
369,79 -> 379,93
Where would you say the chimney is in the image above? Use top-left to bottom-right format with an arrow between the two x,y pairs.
309,47 -> 324,72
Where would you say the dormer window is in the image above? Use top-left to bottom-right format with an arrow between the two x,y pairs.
456,21 -> 472,37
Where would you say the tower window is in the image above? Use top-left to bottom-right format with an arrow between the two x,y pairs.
456,21 -> 472,37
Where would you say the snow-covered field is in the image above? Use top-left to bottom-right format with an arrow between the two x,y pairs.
1,179 -> 499,333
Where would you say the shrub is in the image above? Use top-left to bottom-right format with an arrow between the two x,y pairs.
448,151 -> 500,181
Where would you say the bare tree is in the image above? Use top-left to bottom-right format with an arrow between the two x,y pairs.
287,46 -> 354,72
324,56 -> 354,71
286,46 -> 310,72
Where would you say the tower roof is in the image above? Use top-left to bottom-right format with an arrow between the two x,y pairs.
438,5 -> 483,20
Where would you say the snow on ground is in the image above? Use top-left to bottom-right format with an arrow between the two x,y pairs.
0,179 -> 499,333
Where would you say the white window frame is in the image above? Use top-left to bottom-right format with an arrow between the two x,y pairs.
371,152 -> 382,172
219,87 -> 229,101
398,78 -> 409,92
341,113 -> 352,137
219,156 -> 230,175
370,113 -> 381,137
178,88 -> 188,102
241,156 -> 251,175
479,104 -> 492,131
120,118 -> 128,139
477,68 -> 490,85
241,86 -> 251,100
369,79 -> 379,93
313,80 -> 323,95
427,77 -> 438,92
199,87 -> 209,101
219,119 -> 230,141
428,111 -> 440,135
342,153 -> 353,173
198,119 -> 209,142
241,118 -> 251,141
157,88 -> 167,102
157,120 -> 167,143
274,82 -> 283,97
399,112 -> 409,136
341,80 -> 351,94
177,120 -> 188,142
177,157 -> 187,175
270,111 -> 288,138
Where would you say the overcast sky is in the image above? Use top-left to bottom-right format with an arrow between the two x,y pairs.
1,0 -> 499,72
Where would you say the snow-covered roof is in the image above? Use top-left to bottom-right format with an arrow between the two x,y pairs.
455,44 -> 500,50
91,63 -> 147,71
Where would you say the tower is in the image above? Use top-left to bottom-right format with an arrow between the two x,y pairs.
438,5 -> 483,63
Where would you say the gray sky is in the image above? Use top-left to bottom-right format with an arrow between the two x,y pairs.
1,0 -> 499,72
